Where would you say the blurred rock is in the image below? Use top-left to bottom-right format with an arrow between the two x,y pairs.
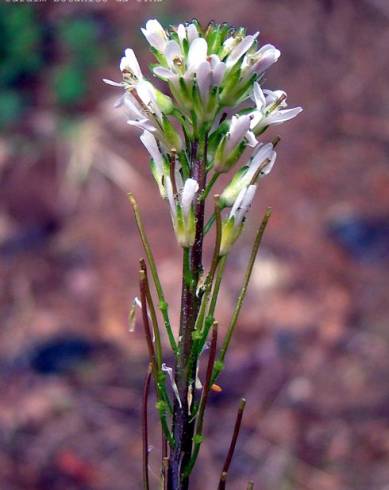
30,336 -> 94,375
328,214 -> 389,262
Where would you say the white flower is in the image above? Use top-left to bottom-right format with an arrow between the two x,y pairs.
153,37 -> 208,85
120,80 -> 162,134
250,82 -> 302,133
181,178 -> 199,216
196,55 -> 226,103
220,142 -> 277,207
241,44 -> 281,79
225,32 -> 259,69
120,81 -> 181,152
220,185 -> 257,255
166,177 -> 199,247
176,22 -> 199,44
103,48 -> 143,90
141,19 -> 168,52
120,48 -> 143,80
227,114 -> 257,152
230,184 -> 257,227
187,37 -> 208,71
249,141 -> 277,176
214,114 -> 258,173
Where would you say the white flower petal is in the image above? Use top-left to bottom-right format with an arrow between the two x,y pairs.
226,33 -> 258,68
260,151 -> 277,176
196,61 -> 211,102
181,178 -> 199,218
141,19 -> 167,52
212,60 -> 227,86
103,78 -> 124,87
230,186 -> 246,219
251,45 -> 281,75
267,107 -> 303,124
252,82 -> 266,111
153,66 -> 175,80
165,177 -> 177,219
137,80 -> 162,120
127,119 -> 156,132
177,24 -> 186,42
123,94 -> 144,118
120,48 -> 142,79
251,142 -> 273,166
165,40 -> 182,66
186,23 -> 199,43
188,37 -> 208,70
264,89 -> 286,105
228,114 -> 251,151
246,130 -> 258,147
239,184 -> 257,221
234,185 -> 257,225
140,130 -> 164,173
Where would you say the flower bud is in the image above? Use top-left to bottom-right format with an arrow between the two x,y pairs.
214,115 -> 257,173
220,185 -> 257,255
141,19 -> 168,52
220,142 -> 276,207
167,177 -> 199,248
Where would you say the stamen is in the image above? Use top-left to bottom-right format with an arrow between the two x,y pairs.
266,93 -> 287,115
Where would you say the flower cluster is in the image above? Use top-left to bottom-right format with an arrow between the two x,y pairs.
104,19 -> 302,253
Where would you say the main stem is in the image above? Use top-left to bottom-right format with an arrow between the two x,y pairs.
169,139 -> 207,490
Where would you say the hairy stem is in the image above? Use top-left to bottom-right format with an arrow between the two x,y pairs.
168,137 -> 207,490
183,322 -> 218,477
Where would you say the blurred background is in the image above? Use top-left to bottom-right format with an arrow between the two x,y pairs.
1,0 -> 389,489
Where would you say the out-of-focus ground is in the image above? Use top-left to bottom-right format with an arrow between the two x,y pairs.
1,1 -> 389,489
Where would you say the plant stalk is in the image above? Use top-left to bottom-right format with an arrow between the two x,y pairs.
168,138 -> 207,490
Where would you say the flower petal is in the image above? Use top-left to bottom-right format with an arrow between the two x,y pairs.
227,114 -> 251,151
188,37 -> 208,70
251,44 -> 281,75
234,184 -> 257,226
260,151 -> 277,176
140,130 -> 164,172
226,33 -> 258,68
103,78 -> 124,87
120,48 -> 142,79
165,177 -> 177,219
246,130 -> 258,147
181,178 -> 199,218
165,40 -> 182,66
252,82 -> 266,111
196,61 -> 211,102
177,24 -> 186,42
186,23 -> 199,43
212,60 -> 227,86
141,19 -> 167,52
251,142 -> 274,166
230,186 -> 246,219
153,66 -> 175,80
267,107 -> 303,124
